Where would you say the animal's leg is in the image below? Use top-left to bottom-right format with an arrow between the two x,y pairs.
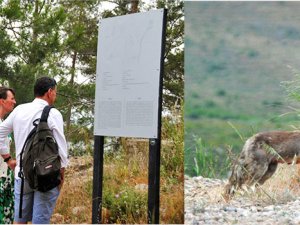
257,161 -> 278,185
244,148 -> 269,187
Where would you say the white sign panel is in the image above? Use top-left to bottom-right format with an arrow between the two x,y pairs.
94,9 -> 165,138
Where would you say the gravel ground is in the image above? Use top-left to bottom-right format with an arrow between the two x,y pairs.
185,175 -> 300,225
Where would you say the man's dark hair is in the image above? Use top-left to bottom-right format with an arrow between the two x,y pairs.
34,77 -> 57,97
0,86 -> 15,99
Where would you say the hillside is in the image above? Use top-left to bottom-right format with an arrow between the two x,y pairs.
185,1 -> 300,177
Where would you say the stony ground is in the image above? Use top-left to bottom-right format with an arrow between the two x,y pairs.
185,164 -> 300,225
51,156 -> 93,224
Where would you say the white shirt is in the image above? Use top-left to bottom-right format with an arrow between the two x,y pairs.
0,119 -> 10,178
0,98 -> 68,179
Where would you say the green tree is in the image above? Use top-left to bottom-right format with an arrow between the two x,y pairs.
53,0 -> 100,138
0,0 -> 183,144
0,0 -> 66,103
0,1 -> 97,144
156,0 -> 184,110
0,28 -> 15,84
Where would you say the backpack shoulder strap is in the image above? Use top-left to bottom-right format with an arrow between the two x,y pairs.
40,105 -> 54,122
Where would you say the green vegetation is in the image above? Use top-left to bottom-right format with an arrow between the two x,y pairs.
185,1 -> 300,178
0,0 -> 184,224
187,138 -> 231,178
0,0 -> 183,143
54,109 -> 184,224
102,185 -> 148,224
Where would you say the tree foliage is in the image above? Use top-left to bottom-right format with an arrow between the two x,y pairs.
0,0 -> 66,103
157,0 -> 184,109
52,0 -> 100,138
0,0 -> 184,143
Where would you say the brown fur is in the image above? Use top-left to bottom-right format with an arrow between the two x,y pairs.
223,131 -> 300,201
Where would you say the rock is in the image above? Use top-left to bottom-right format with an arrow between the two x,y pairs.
292,216 -> 300,224
51,213 -> 64,223
223,206 -> 237,212
135,183 -> 148,191
264,205 -> 275,211
72,206 -> 86,215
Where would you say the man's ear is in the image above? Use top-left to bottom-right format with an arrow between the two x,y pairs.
46,89 -> 52,98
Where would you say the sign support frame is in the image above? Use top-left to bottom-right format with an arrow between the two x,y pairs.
148,8 -> 167,224
92,136 -> 104,223
92,9 -> 167,224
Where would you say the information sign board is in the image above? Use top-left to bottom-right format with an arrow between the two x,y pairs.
94,9 -> 165,138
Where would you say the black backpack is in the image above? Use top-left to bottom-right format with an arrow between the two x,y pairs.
18,105 -> 61,218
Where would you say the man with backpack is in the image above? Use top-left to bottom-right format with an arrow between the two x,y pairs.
0,77 -> 68,224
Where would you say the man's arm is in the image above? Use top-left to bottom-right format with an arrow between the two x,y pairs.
1,154 -> 16,170
0,111 -> 15,168
49,110 -> 69,169
50,111 -> 68,190
0,122 -> 13,155
59,167 -> 65,190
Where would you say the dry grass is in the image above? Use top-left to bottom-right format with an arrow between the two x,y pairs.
186,163 -> 300,213
220,163 -> 300,206
50,137 -> 183,223
160,175 -> 184,223
249,163 -> 300,205
51,110 -> 183,224
51,156 -> 93,224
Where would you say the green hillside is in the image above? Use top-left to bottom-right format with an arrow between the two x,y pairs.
185,1 -> 300,177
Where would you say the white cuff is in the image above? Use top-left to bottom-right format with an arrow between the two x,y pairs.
0,148 -> 9,155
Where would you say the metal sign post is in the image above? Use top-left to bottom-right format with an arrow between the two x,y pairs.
148,138 -> 161,224
92,136 -> 104,223
92,9 -> 167,224
148,9 -> 166,223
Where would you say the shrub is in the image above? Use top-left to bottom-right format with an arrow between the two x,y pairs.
102,186 -> 148,224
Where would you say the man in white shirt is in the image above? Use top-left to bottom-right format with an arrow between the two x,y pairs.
0,77 -> 68,224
